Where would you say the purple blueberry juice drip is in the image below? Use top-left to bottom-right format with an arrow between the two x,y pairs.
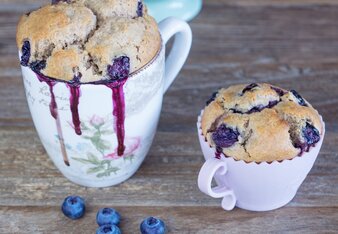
29,54 -> 131,163
212,124 -> 239,148
290,89 -> 308,107
20,41 -> 31,66
215,147 -> 222,159
68,75 -> 82,135
107,81 -> 127,156
137,0 -> 143,17
36,73 -> 70,166
241,83 -> 258,95
106,56 -> 131,156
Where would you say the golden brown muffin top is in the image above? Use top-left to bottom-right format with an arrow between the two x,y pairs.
16,0 -> 161,82
201,83 -> 323,163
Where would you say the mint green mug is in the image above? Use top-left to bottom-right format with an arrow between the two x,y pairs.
145,0 -> 202,22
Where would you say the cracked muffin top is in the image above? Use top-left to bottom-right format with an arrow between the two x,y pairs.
16,0 -> 161,82
201,83 -> 324,163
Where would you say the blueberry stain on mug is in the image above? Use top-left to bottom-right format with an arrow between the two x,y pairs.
212,124 -> 239,148
20,41 -> 31,66
106,56 -> 131,156
67,73 -> 82,136
35,72 -> 70,166
28,54 -> 133,165
290,90 -> 308,107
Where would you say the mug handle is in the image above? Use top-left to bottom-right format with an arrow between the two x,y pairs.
198,158 -> 237,211
159,17 -> 192,93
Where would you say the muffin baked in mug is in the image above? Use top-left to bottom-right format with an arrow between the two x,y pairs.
16,0 -> 161,82
201,83 -> 323,163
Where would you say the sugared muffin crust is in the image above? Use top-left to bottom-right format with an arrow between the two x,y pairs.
201,83 -> 323,163
16,0 -> 161,82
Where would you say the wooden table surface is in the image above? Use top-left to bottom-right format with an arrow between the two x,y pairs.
1,0 -> 338,233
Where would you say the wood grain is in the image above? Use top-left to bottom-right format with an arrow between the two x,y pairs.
0,0 -> 338,233
1,206 -> 338,234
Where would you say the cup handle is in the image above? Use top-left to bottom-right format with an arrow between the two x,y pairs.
198,158 -> 237,211
158,17 -> 192,93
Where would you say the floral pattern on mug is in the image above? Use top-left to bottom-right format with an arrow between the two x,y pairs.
69,114 -> 141,178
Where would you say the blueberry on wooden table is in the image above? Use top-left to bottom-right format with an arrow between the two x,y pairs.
140,217 -> 166,234
96,224 -> 121,234
61,196 -> 85,220
96,208 -> 121,226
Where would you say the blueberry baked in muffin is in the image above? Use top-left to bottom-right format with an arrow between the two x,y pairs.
201,83 -> 324,163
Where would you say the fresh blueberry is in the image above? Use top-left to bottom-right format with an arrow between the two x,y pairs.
140,217 -> 166,234
206,91 -> 218,105
96,208 -> 121,226
242,83 -> 259,95
290,90 -> 308,107
30,60 -> 46,73
107,56 -> 130,81
96,224 -> 121,234
137,0 -> 143,17
212,124 -> 239,148
20,41 -> 31,66
271,86 -> 286,96
61,196 -> 85,220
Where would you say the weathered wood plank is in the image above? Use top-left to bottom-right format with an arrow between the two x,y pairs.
0,128 -> 337,207
1,0 -> 338,232
0,206 -> 337,233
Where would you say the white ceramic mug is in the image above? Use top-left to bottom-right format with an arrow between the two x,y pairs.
197,112 -> 325,211
20,17 -> 192,187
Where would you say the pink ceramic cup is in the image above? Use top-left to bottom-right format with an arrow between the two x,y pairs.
197,111 -> 325,211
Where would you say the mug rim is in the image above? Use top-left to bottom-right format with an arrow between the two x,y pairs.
197,110 -> 325,166
20,39 -> 163,86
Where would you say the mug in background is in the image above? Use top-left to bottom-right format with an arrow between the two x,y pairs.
145,0 -> 203,22
20,17 -> 192,187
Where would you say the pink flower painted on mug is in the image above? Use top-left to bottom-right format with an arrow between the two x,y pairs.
105,137 -> 141,160
90,115 -> 105,128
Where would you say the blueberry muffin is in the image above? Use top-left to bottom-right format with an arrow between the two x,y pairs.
16,0 -> 161,82
201,83 -> 323,163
